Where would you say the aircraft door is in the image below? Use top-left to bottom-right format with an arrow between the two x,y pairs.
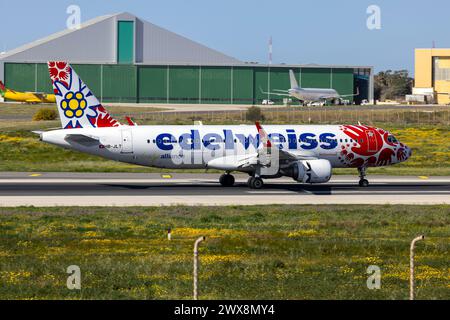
365,129 -> 378,153
121,129 -> 133,154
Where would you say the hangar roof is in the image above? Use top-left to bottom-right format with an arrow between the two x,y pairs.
0,12 -> 241,65
0,12 -> 372,70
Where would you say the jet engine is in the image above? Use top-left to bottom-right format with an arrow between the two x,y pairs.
290,159 -> 332,183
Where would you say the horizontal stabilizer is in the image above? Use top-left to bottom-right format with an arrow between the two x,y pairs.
259,87 -> 291,97
64,134 -> 99,146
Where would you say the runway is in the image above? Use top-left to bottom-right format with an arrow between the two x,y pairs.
0,173 -> 449,206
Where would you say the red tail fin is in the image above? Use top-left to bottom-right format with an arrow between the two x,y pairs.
0,81 -> 6,95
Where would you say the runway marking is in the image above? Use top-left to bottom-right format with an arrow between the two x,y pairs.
418,176 -> 429,179
29,173 -> 42,177
331,190 -> 450,194
1,194 -> 449,206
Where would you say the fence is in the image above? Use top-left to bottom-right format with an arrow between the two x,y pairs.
112,107 -> 450,126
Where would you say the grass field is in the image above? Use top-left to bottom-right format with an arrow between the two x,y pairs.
0,205 -> 448,300
0,103 -> 449,175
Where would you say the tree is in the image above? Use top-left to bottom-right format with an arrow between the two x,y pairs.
374,70 -> 413,101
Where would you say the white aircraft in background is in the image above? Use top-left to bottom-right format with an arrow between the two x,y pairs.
261,69 -> 359,105
36,62 -> 411,188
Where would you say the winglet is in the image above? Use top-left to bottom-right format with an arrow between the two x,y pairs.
255,121 -> 272,148
259,86 -> 267,95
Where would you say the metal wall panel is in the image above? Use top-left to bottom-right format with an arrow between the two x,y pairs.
200,66 -> 231,104
331,68 -> 354,102
72,64 -> 102,98
36,63 -> 53,93
168,66 -> 199,103
138,66 -> 167,103
4,63 -> 359,105
232,67 -> 253,104
301,68 -> 331,88
254,67 -> 269,104
102,65 -> 137,102
4,63 -> 35,92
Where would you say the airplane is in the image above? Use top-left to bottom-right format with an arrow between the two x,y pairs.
0,80 -> 56,104
35,61 -> 411,189
260,69 -> 359,105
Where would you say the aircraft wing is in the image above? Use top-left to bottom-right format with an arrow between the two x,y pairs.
64,134 -> 100,146
259,87 -> 291,97
315,88 -> 360,101
339,87 -> 359,98
207,122 -> 316,171
31,92 -> 46,99
316,94 -> 339,100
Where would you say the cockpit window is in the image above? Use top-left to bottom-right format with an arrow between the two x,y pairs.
387,135 -> 398,143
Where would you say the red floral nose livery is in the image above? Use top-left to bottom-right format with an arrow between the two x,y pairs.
339,125 -> 410,168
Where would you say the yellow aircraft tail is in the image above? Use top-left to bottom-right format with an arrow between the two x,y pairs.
0,80 -> 56,103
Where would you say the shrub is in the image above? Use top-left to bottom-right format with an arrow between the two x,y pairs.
246,106 -> 265,122
32,108 -> 58,121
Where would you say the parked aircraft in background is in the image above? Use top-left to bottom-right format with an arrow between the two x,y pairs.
261,69 -> 358,105
36,62 -> 411,188
0,81 -> 56,104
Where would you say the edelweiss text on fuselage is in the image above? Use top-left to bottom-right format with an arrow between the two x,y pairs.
154,129 -> 338,151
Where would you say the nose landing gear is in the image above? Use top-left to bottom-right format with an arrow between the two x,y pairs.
358,167 -> 369,187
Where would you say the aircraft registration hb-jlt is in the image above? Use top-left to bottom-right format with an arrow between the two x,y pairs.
36,62 -> 411,189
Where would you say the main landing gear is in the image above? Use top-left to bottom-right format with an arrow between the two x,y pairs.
247,176 -> 264,189
219,172 -> 264,189
219,173 -> 235,187
358,167 -> 369,187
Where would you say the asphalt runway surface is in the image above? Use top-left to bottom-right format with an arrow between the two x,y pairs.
0,173 -> 449,206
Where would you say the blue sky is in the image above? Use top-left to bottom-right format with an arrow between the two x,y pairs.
1,0 -> 449,74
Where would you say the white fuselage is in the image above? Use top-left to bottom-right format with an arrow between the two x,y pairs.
288,87 -> 339,102
41,124 -> 409,172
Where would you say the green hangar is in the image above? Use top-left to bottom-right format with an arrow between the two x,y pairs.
0,12 -> 373,105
